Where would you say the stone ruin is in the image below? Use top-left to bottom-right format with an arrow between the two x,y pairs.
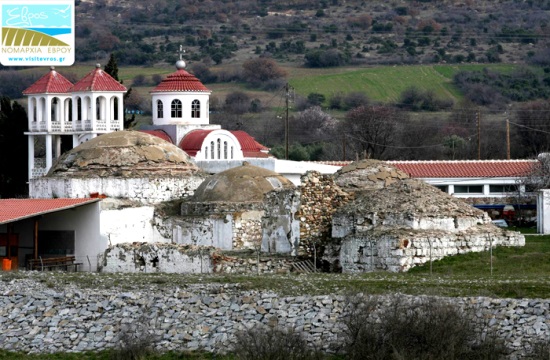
172,162 -> 301,255
323,176 -> 525,272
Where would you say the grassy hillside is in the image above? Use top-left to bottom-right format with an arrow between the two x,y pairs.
287,64 -> 519,104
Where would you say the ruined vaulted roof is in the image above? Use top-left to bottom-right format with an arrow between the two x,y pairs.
189,162 -> 294,203
334,159 -> 410,192
48,131 -> 202,178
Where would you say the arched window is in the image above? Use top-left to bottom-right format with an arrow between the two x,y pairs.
191,100 -> 200,118
217,139 -> 221,159
96,98 -> 101,120
112,97 -> 119,120
171,99 -> 182,118
205,146 -> 208,159
157,100 -> 163,118
231,146 -> 234,159
51,98 -> 59,122
210,141 -> 215,159
224,141 -> 228,159
77,98 -> 82,121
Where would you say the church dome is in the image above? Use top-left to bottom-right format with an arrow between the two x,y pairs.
150,63 -> 210,93
190,162 -> 295,202
48,131 -> 201,178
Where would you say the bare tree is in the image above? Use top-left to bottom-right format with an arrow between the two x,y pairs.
341,105 -> 399,160
514,100 -> 550,158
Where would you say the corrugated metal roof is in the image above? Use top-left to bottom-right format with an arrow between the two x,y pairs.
22,68 -> 73,95
70,65 -> 127,92
388,160 -> 537,178
0,198 -> 100,225
150,69 -> 210,93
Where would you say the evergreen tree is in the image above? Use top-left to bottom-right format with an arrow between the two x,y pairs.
0,96 -> 28,198
104,53 -> 119,82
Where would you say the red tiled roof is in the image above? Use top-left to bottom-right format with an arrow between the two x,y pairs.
0,198 -> 99,225
70,65 -> 127,92
150,69 -> 210,93
388,160 -> 537,178
139,130 -> 174,144
22,68 -> 73,95
179,129 -> 213,157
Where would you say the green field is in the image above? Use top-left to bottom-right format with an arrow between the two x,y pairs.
287,64 -> 520,104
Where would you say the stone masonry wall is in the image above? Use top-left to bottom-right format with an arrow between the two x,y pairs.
0,279 -> 549,358
98,243 -> 295,275
298,172 -> 351,256
328,228 -> 525,273
30,176 -> 204,204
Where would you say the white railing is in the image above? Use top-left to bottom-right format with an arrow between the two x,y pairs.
64,121 -> 73,131
97,121 -> 107,131
84,120 -> 92,131
51,121 -> 61,132
30,122 -> 38,131
110,123 -> 121,131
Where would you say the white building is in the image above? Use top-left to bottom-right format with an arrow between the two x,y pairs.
23,65 -> 127,179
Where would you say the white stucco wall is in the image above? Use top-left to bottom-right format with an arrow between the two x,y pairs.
1,202 -> 101,271
100,206 -> 170,247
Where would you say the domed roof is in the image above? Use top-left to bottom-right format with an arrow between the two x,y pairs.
190,162 -> 294,202
334,159 -> 409,192
48,131 -> 201,178
150,62 -> 210,93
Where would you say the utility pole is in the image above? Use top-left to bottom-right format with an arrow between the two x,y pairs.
477,110 -> 481,160
284,83 -> 293,160
506,118 -> 511,160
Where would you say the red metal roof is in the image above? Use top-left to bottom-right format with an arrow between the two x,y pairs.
0,198 -> 99,225
70,65 -> 127,92
387,160 -> 537,178
179,129 -> 213,156
178,129 -> 270,158
150,69 -> 210,93
230,130 -> 270,158
22,68 -> 73,95
139,130 -> 174,144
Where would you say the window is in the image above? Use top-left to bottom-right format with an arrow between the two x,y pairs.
434,185 -> 448,193
205,146 -> 208,159
77,98 -> 82,121
157,100 -> 163,118
217,138 -> 221,159
210,141 -> 215,159
224,141 -> 228,159
191,100 -> 200,118
454,185 -> 483,194
490,185 -> 518,194
171,99 -> 182,118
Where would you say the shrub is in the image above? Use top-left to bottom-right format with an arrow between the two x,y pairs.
232,325 -> 322,360
339,295 -> 508,360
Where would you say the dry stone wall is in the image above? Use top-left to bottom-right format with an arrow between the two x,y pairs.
0,278 -> 549,358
